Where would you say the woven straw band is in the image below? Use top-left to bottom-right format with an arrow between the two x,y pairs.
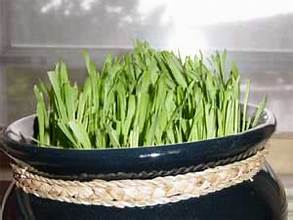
12,149 -> 267,208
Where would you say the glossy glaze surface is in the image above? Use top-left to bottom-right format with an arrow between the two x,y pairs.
1,164 -> 287,220
0,106 -> 275,179
0,106 -> 288,219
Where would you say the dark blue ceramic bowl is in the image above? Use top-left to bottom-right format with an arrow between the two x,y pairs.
0,105 -> 288,220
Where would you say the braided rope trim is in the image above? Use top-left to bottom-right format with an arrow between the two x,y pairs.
12,149 -> 267,208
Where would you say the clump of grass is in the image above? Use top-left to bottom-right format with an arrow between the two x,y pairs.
34,41 -> 266,149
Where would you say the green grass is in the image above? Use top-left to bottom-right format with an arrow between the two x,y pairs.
34,41 -> 266,149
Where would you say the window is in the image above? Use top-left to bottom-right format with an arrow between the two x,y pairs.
1,0 -> 293,132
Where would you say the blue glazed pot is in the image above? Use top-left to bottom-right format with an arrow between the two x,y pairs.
0,105 -> 288,220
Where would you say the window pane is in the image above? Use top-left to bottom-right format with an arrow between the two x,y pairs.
9,0 -> 293,51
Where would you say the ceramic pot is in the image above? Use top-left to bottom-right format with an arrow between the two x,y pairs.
0,105 -> 288,220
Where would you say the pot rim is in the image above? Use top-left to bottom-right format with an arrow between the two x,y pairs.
0,104 -> 276,178
1,104 -> 275,152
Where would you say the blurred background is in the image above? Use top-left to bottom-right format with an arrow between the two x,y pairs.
0,0 -> 293,216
